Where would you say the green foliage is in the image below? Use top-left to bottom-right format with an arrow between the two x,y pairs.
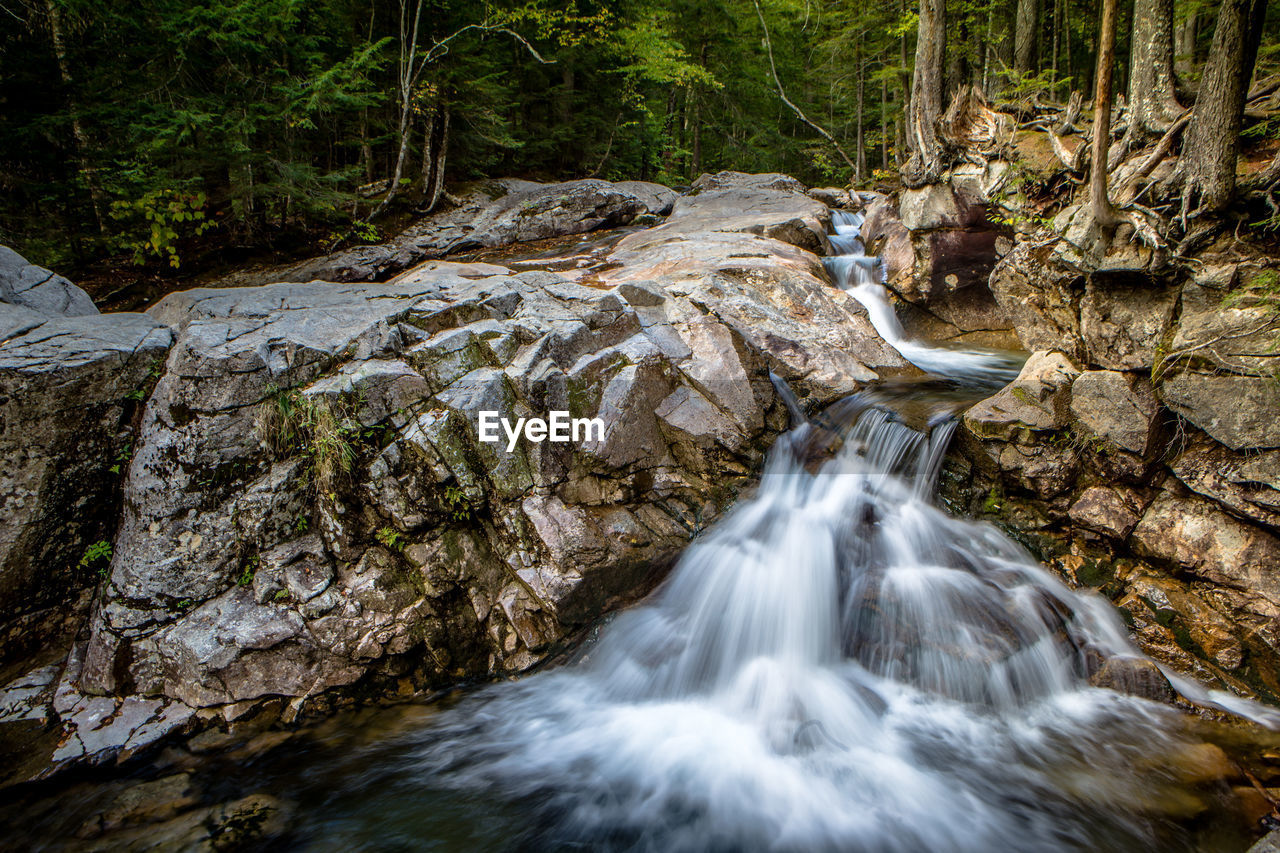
237,555 -> 260,587
109,188 -> 212,268
255,387 -> 358,496
442,484 -> 472,522
79,540 -> 113,576
376,526 -> 406,551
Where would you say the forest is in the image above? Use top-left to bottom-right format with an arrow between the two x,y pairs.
3,0 -> 1278,276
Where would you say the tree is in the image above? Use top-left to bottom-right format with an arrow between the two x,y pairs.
1090,0 -> 1120,227
1173,0 -> 1267,215
906,0 -> 948,185
1126,0 -> 1182,135
1014,0 -> 1040,73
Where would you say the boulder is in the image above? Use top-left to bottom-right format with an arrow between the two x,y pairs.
1079,275 -> 1177,370
243,178 -> 679,286
989,240 -> 1086,360
1169,267 -> 1280,376
898,183 -> 987,232
1160,374 -> 1280,451
1089,656 -> 1175,703
1169,437 -> 1280,531
964,352 -> 1080,439
1132,492 -> 1280,609
1069,370 -> 1160,455
669,171 -> 832,254
0,245 -> 98,317
1068,485 -> 1148,539
0,308 -> 173,663
806,187 -> 857,209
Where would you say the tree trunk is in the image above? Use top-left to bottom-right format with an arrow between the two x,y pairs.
856,44 -> 866,184
1014,0 -> 1040,73
423,105 -> 450,214
44,0 -> 106,235
906,0 -> 947,185
1090,0 -> 1121,227
1175,7 -> 1198,77
882,75 -> 891,171
1176,0 -> 1267,213
1126,0 -> 1181,133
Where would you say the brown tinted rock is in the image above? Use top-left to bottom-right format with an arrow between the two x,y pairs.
1172,267 -> 1279,376
1169,437 -> 1280,531
1079,276 -> 1177,370
1068,485 -> 1148,539
1128,575 -> 1244,670
989,241 -> 1086,360
1069,370 -> 1160,454
1132,493 -> 1280,608
1089,656 -> 1175,703
964,352 -> 1081,438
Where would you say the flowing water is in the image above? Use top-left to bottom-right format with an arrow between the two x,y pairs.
5,208 -> 1277,852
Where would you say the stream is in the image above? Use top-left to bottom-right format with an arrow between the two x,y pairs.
4,209 -> 1278,852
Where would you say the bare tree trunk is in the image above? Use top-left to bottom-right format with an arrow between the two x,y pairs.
423,105 -> 450,214
1175,7 -> 1198,77
906,0 -> 947,185
856,44 -> 867,184
360,109 -> 374,183
1014,0 -> 1041,74
44,0 -> 106,235
882,75 -> 891,171
1090,0 -> 1120,227
1174,0 -> 1267,214
1051,0 -> 1062,84
419,110 -> 436,188
1126,0 -> 1182,134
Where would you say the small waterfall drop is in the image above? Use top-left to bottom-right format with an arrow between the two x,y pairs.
825,209 -> 1020,387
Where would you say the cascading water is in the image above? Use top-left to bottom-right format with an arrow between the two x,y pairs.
825,209 -> 1021,387
272,207 -> 1278,853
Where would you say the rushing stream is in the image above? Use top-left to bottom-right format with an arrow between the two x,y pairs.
5,207 -> 1276,851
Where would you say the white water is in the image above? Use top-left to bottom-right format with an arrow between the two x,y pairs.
312,207 -> 1276,852
825,210 -> 1020,387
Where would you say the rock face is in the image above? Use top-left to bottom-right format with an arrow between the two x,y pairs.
225,178 -> 678,287
951,224 -> 1280,704
859,175 -> 1012,343
0,245 -> 99,317
0,303 -> 173,665
1,173 -> 903,757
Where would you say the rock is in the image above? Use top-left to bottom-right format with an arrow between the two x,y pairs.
1169,437 -> 1280,531
960,352 -> 1081,497
0,245 -> 98,316
1132,492 -> 1280,608
76,180 -> 907,712
1069,370 -> 1160,455
1079,275 -> 1177,370
1170,271 -> 1280,376
1250,829 -> 1280,853
1068,485 -> 1148,539
860,196 -> 915,287
0,309 -> 173,663
1160,374 -> 1280,451
240,178 -> 678,286
989,241 -> 1086,360
668,171 -> 832,254
898,183 -> 987,232
1128,574 -> 1244,670
807,187 -> 855,209
1089,656 -> 1175,703
964,352 -> 1080,438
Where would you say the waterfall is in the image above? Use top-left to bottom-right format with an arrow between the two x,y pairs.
299,205 -> 1277,853
824,209 -> 1020,388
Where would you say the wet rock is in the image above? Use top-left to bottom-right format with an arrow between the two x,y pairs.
860,195 -> 915,287
1069,370 -> 1160,455
1068,485 -> 1148,539
77,773 -> 197,837
807,186 -> 857,209
1250,829 -> 1280,853
1089,656 -> 1175,703
1129,574 -> 1244,670
0,244 -> 98,316
1160,374 -> 1280,451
